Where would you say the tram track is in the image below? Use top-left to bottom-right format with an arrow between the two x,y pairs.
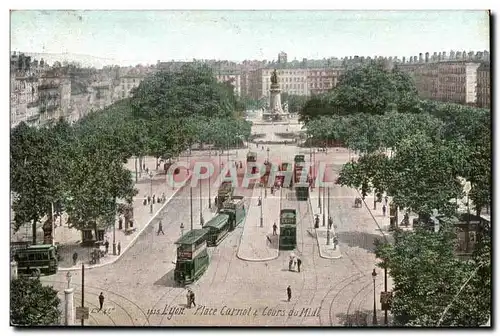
42,279 -> 149,326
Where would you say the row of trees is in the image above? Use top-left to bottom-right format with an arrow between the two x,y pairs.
299,62 -> 491,326
11,64 -> 252,244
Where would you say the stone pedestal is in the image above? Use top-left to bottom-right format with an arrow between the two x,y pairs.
64,288 -> 75,326
11,261 -> 18,280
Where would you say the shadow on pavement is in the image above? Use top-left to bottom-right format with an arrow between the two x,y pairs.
336,231 -> 380,253
154,268 -> 184,288
335,309 -> 370,326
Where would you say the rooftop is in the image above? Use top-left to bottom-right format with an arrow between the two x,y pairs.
174,228 -> 209,245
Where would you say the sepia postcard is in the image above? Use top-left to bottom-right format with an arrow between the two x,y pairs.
9,10 -> 491,327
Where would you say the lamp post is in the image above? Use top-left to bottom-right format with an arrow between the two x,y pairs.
208,150 -> 212,209
199,179 -> 204,226
372,268 -> 378,325
384,267 -> 388,325
260,186 -> 263,228
318,185 -> 322,214
322,185 -> 326,227
180,222 -> 184,237
149,171 -> 154,214
66,271 -> 72,289
190,186 -> 193,231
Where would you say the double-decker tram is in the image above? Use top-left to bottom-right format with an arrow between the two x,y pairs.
246,151 -> 258,174
279,209 -> 297,250
203,214 -> 231,247
174,229 -> 210,285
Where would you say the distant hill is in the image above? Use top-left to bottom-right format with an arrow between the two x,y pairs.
18,52 -> 147,69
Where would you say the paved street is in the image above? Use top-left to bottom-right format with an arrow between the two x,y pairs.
36,124 -> 393,326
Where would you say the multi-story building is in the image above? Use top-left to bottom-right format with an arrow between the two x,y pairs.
477,62 -> 491,109
278,51 -> 288,64
307,68 -> 341,95
37,67 -> 71,125
215,71 -> 242,96
396,50 -> 490,106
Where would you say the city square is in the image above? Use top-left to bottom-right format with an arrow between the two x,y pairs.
9,10 -> 491,328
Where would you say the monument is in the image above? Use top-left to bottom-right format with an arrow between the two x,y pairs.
262,69 -> 289,121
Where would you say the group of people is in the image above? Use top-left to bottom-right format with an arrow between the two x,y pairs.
143,192 -> 166,206
288,254 -> 302,272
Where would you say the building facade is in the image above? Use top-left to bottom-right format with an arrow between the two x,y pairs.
476,62 -> 491,109
215,72 -> 242,96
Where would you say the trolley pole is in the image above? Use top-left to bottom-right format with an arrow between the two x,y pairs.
190,186 -> 193,231
328,187 -> 330,220
81,264 -> 84,326
208,151 -> 212,209
384,267 -> 388,325
260,186 -> 263,228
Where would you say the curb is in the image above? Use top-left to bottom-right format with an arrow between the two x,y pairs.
308,194 -> 342,259
235,185 -> 280,263
59,174 -> 192,271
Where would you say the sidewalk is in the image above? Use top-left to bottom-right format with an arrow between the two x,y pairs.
56,168 -> 192,271
309,192 -> 342,259
236,186 -> 280,262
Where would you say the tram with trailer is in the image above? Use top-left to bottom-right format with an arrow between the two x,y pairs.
216,181 -> 234,211
279,209 -> 297,250
174,228 -> 210,285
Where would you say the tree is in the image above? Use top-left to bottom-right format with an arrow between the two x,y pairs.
10,123 -> 65,244
375,220 -> 491,326
11,277 -> 61,326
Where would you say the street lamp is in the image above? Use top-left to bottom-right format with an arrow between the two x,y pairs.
260,186 -> 263,228
66,271 -> 72,289
199,179 -> 204,226
180,222 -> 184,236
372,268 -> 378,325
208,151 -> 212,209
149,171 -> 154,214
190,186 -> 194,231
322,186 -> 326,227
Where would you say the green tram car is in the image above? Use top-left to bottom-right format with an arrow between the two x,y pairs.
216,181 -> 234,211
14,244 -> 59,276
247,151 -> 258,175
220,196 -> 246,230
204,196 -> 247,247
279,209 -> 297,250
174,229 -> 210,285
203,214 -> 231,247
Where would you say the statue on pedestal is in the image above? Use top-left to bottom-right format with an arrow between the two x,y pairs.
271,69 -> 278,85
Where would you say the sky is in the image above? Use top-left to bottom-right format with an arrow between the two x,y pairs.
10,10 -> 490,65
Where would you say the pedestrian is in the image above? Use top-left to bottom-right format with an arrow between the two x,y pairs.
143,163 -> 146,171
145,167 -> 149,174
384,196 -> 388,206
72,252 -> 78,265
190,290 -> 196,307
271,186 -> 274,195
239,161 -> 243,169
186,289 -> 191,308
382,204 -> 387,216
157,220 -> 165,235
288,255 -> 294,271
99,292 -> 105,311
273,223 -> 277,235
287,286 -> 292,302
328,217 -> 333,230
258,196 -> 262,206
117,242 -> 121,255
162,192 -> 166,203
264,188 -> 267,198
147,195 -> 151,205
118,217 -> 123,230
297,258 -> 302,273
104,240 -> 109,254
152,194 -> 156,204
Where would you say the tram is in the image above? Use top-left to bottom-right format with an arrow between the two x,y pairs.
246,151 -> 258,174
174,228 -> 210,285
216,181 -> 234,211
203,214 -> 231,247
220,195 -> 246,230
279,209 -> 297,250
277,162 -> 291,188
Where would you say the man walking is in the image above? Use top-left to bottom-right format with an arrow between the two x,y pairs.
297,258 -> 302,273
190,290 -> 196,307
104,240 -> 109,254
382,204 -> 387,217
99,292 -> 105,311
287,286 -> 292,302
157,220 -> 165,235
147,195 -> 151,205
273,223 -> 277,235
72,252 -> 78,265
117,242 -> 121,255
258,196 -> 262,206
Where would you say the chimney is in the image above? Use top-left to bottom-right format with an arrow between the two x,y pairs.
432,52 -> 437,61
442,51 -> 447,60
468,51 -> 474,60
418,53 -> 423,63
402,56 -> 406,63
450,50 -> 455,60
425,52 -> 429,63
438,52 -> 442,61
462,51 -> 467,59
